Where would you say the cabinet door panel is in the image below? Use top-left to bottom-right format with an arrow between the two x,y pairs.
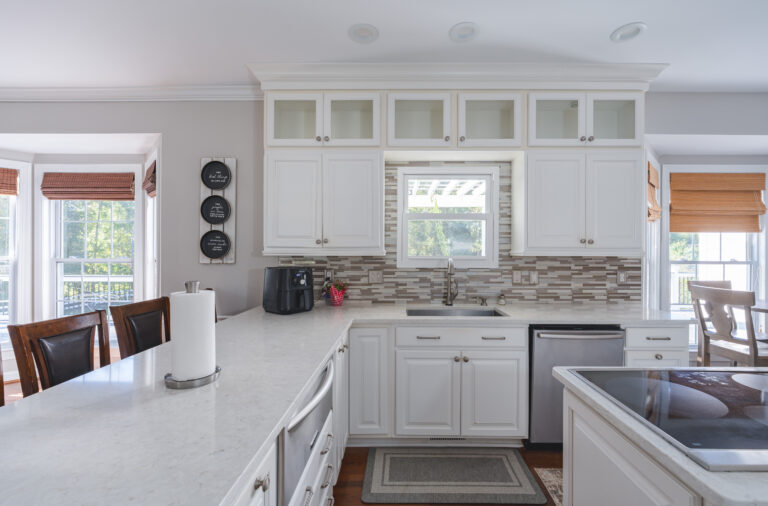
526,152 -> 586,249
624,350 -> 690,368
528,93 -> 586,146
458,93 -> 522,147
264,152 -> 323,249
267,93 -> 323,147
461,350 -> 528,437
387,93 -> 452,147
349,328 -> 390,435
585,153 -> 643,250
322,152 -> 383,249
395,350 -> 460,436
586,92 -> 643,147
324,93 -> 381,146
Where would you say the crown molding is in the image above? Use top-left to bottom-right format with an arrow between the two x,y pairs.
0,85 -> 263,102
248,62 -> 668,91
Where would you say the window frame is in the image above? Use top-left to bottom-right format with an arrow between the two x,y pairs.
396,166 -> 499,269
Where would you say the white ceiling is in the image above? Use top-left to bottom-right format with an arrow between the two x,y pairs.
0,0 -> 766,92
646,134 -> 768,156
0,134 -> 160,155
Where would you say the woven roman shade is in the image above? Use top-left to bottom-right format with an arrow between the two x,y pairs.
670,173 -> 767,232
0,168 -> 19,196
41,172 -> 135,201
142,161 -> 156,197
647,162 -> 661,222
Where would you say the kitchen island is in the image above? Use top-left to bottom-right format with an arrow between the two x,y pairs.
555,366 -> 768,506
0,302 -> 687,505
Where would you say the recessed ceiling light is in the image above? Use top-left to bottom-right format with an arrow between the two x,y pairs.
348,23 -> 379,44
609,21 -> 647,43
449,22 -> 478,43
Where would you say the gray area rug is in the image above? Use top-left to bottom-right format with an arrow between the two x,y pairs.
361,447 -> 547,504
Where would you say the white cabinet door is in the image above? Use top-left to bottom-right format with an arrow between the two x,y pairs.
528,92 -> 586,146
585,152 -> 643,251
333,335 -> 349,475
624,350 -> 690,368
232,441 -> 277,506
349,328 -> 390,435
322,152 -> 383,250
526,152 -> 586,249
458,93 -> 522,147
395,350 -> 461,436
387,93 -> 452,147
323,92 -> 381,147
460,350 -> 528,437
267,93 -> 323,147
586,92 -> 643,147
264,152 -> 323,250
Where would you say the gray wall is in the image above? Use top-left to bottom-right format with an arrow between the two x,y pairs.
646,92 -> 768,135
0,100 -> 275,316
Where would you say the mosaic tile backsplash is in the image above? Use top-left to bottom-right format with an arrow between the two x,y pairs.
279,161 -> 642,304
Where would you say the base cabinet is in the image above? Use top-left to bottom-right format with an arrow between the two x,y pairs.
349,328 -> 390,435
233,441 -> 278,506
333,335 -> 349,475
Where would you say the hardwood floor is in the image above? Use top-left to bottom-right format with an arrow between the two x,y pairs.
334,446 -> 563,506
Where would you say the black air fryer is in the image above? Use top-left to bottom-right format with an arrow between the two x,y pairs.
262,267 -> 314,314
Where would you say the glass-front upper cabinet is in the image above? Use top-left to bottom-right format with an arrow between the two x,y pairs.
267,92 -> 380,147
387,93 -> 451,147
458,93 -> 522,147
529,92 -> 643,147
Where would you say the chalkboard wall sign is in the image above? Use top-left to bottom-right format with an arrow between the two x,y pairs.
200,195 -> 231,225
201,160 -> 232,190
200,157 -> 236,264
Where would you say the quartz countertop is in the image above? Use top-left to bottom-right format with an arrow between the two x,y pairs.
0,302 -> 688,505
554,366 -> 768,506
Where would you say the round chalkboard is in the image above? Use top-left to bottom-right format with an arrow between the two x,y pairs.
200,195 -> 231,225
201,161 -> 231,190
200,230 -> 231,259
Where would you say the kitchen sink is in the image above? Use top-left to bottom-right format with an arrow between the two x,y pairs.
406,308 -> 507,317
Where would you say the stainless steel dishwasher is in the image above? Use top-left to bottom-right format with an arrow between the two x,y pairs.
529,324 -> 625,445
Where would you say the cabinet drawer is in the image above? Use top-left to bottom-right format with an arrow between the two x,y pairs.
396,327 -> 526,348
624,349 -> 690,368
288,411 -> 335,506
625,327 -> 689,349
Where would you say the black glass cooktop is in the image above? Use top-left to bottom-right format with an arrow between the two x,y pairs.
576,369 -> 768,470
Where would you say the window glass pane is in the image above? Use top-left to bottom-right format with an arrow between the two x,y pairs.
84,262 -> 108,275
669,233 -> 693,261
87,222 -> 112,258
670,263 -> 696,306
408,220 -> 485,257
63,201 -> 84,221
697,233 -> 721,261
112,201 -> 135,222
111,262 -> 133,276
721,233 -> 747,261
110,281 -> 133,301
63,262 -> 81,275
407,178 -> 486,214
0,197 -> 9,218
63,222 -> 85,258
724,264 -> 749,291
112,222 -> 133,258
0,219 -> 8,257
86,201 -> 111,222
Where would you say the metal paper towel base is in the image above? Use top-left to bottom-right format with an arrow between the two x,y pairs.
164,366 -> 221,389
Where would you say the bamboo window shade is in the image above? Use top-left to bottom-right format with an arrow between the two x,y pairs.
647,162 -> 661,222
669,172 -> 767,233
142,161 -> 156,197
41,172 -> 135,201
0,168 -> 19,196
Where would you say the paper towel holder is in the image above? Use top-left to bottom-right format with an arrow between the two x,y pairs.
164,366 -> 221,390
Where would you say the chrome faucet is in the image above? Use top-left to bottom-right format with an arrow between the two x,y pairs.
445,257 -> 459,306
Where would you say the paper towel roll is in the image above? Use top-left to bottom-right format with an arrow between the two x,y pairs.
170,289 -> 216,381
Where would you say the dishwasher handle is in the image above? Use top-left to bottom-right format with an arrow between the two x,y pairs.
536,331 -> 625,340
287,359 -> 334,432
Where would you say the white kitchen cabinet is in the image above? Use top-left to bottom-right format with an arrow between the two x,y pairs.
458,93 -> 522,147
624,350 -> 690,367
387,93 -> 452,147
267,92 -> 380,147
461,350 -> 528,437
522,150 -> 643,255
233,441 -> 277,506
263,151 -> 384,255
349,328 -> 390,435
624,326 -> 691,368
332,334 -> 349,476
395,349 -> 461,436
529,92 -> 642,146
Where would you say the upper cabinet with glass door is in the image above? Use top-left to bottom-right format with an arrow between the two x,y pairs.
388,93 -> 451,147
458,93 -> 522,147
529,92 -> 643,147
267,92 -> 380,147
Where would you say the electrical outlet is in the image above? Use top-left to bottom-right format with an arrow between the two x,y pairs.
617,271 -> 628,284
368,270 -> 383,284
529,271 -> 539,285
512,270 -> 522,284
324,269 -> 334,281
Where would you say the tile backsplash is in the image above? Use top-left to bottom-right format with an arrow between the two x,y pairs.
280,161 -> 642,304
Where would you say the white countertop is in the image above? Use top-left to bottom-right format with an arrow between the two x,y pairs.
0,302 -> 688,505
554,366 -> 768,506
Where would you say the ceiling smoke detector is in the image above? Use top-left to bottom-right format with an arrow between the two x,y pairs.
609,21 -> 647,43
449,22 -> 478,43
348,23 -> 379,44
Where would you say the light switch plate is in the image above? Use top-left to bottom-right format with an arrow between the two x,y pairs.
368,270 -> 383,284
530,271 -> 539,285
512,270 -> 522,284
617,271 -> 628,284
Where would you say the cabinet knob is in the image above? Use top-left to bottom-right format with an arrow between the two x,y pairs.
323,238 -> 329,244
315,239 -> 322,244
463,356 -> 469,362
454,356 -> 460,362
580,136 -> 586,142
254,474 -> 270,492
338,346 -> 345,354
580,238 -> 586,244
587,239 -> 594,244
588,135 -> 595,142
459,136 -> 466,142
655,353 -> 663,360
315,136 -> 322,142
324,136 -> 330,142
444,135 -> 450,142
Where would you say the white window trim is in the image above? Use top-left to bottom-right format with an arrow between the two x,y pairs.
660,164 -> 768,312
33,163 -> 146,320
397,166 -> 499,269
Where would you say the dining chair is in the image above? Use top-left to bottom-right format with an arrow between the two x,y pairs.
8,311 -> 111,397
109,297 -> 171,359
688,282 -> 768,367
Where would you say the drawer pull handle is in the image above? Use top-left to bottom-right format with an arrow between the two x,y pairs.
320,434 -> 334,455
482,336 -> 506,341
646,336 -> 671,341
655,353 -> 663,360
302,487 -> 314,506
253,474 -> 270,492
321,464 -> 334,489
417,335 -> 440,340
327,498 -> 335,506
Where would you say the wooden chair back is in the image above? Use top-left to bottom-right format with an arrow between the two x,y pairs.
110,297 -> 170,359
8,311 -> 110,397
